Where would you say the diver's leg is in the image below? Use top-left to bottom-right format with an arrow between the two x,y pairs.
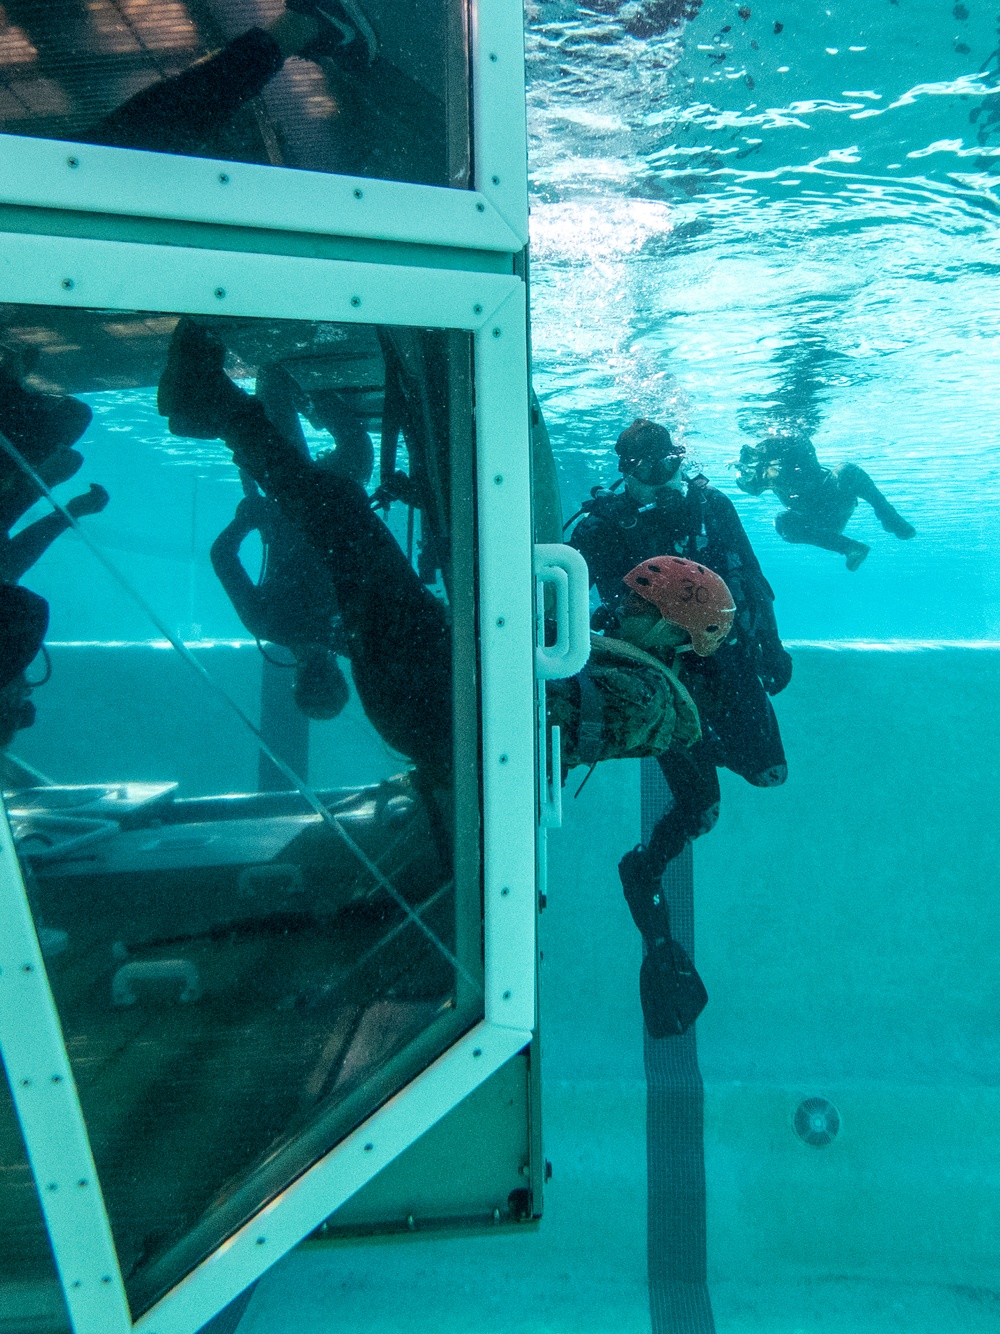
84,30 -> 287,155
840,464 -> 916,539
775,508 -> 869,568
619,744 -> 720,939
695,646 -> 788,789
308,389 -> 375,488
618,746 -> 716,1037
0,448 -> 82,533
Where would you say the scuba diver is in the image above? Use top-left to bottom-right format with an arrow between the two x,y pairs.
82,0 -> 378,158
210,364 -> 375,723
735,436 -> 916,571
569,419 -> 791,1013
157,318 -> 736,1036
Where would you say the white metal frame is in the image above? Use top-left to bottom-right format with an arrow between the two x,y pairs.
0,0 -> 528,253
0,233 -> 535,1334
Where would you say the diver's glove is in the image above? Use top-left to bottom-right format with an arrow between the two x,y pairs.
759,647 -> 793,696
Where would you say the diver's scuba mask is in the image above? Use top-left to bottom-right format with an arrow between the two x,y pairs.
618,450 -> 684,488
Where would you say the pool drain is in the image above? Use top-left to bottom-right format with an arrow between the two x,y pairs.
793,1097 -> 841,1147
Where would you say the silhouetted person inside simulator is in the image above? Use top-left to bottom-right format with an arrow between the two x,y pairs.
0,351 -> 109,747
82,0 -> 378,157
158,319 -> 736,1037
0,352 -> 109,585
735,435 -> 916,571
210,365 -> 375,723
0,584 -> 48,751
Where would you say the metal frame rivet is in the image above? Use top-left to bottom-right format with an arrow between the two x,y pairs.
503,990 -> 512,1001
256,1237 -> 266,1246
363,1142 -> 374,1152
472,1048 -> 483,1058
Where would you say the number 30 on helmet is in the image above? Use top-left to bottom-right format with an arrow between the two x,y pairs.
623,555 -> 736,657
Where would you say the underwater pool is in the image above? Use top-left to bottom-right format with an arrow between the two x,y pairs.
3,1 -> 1000,1331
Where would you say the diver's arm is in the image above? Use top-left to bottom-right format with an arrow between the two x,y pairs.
0,513 -> 70,582
710,490 -> 792,693
0,483 -> 108,582
569,510 -> 630,610
210,518 -> 268,635
734,470 -> 769,497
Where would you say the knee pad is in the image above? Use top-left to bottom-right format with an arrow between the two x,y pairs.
749,763 -> 787,788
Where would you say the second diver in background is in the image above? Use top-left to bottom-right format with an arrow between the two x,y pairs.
735,435 -> 916,570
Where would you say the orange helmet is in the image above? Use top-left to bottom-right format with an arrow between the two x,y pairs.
623,555 -> 736,656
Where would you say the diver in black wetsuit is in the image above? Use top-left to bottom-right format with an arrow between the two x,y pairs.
0,353 -> 108,576
210,364 -> 375,722
211,494 -> 350,722
570,418 -> 792,919
735,436 -> 916,571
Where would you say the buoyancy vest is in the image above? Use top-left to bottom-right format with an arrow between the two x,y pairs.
546,633 -> 702,771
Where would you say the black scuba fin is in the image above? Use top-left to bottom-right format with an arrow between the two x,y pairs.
640,937 -> 708,1038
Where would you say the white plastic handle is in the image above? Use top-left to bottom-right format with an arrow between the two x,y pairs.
534,543 -> 591,680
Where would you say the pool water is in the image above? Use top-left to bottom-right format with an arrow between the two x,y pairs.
527,0 -> 1000,642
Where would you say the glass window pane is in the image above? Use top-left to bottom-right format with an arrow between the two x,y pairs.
0,1066 -> 72,1334
0,1 -> 470,189
0,302 -> 481,1316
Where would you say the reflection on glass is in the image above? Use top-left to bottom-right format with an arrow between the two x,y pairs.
0,304 -> 480,1315
0,1068 -> 71,1334
0,1 -> 470,189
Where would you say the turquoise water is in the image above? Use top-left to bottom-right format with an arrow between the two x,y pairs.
527,0 -> 1000,641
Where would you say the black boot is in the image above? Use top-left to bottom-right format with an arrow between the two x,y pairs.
158,318 -> 248,440
618,846 -> 708,1037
